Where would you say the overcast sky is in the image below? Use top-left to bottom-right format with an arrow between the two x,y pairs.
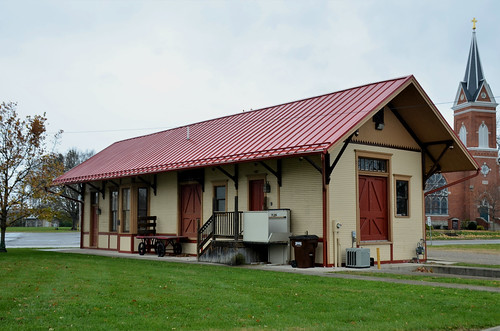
1,0 -> 499,154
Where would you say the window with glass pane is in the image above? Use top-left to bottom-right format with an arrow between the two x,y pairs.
138,187 -> 148,218
424,174 -> 448,215
396,180 -> 409,216
110,189 -> 118,232
214,185 -> 226,212
122,188 -> 130,232
358,157 -> 387,172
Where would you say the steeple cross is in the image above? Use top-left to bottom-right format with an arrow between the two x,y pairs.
472,17 -> 477,30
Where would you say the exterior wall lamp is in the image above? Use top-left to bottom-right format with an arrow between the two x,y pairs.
373,109 -> 384,130
263,181 -> 271,193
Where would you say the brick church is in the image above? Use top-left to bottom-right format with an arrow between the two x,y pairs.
425,20 -> 499,230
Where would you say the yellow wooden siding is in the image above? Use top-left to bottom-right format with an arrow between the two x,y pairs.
329,143 -> 423,263
280,157 -> 323,236
98,235 -> 108,249
151,172 -> 178,234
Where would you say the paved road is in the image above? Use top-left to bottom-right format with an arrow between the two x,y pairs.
4,232 -> 80,248
427,239 -> 500,265
427,239 -> 500,246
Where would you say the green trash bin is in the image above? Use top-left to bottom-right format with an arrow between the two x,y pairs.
290,235 -> 319,268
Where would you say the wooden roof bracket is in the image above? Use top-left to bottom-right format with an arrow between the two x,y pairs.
108,180 -> 120,187
324,130 -> 359,185
389,105 -> 442,182
423,140 -> 454,182
65,183 -> 85,198
302,156 -> 322,175
216,164 -> 239,190
87,182 -> 105,199
259,159 -> 282,187
137,175 -> 158,196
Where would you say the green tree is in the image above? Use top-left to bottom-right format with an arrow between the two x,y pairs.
0,102 -> 63,252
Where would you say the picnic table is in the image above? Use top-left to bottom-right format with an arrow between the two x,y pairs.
136,235 -> 188,257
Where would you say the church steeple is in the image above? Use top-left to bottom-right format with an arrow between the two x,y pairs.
452,19 -> 497,151
453,19 -> 496,108
462,24 -> 485,101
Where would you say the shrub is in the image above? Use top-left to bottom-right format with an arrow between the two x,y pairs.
477,225 -> 485,230
231,253 -> 246,266
467,221 -> 478,230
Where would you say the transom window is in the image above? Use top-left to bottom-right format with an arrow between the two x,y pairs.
358,157 -> 387,173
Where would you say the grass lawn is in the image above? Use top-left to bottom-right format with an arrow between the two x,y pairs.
427,230 -> 500,240
6,227 -> 74,233
335,271 -> 500,288
1,250 -> 499,330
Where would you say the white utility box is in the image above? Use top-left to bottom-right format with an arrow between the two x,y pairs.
243,209 -> 291,243
243,209 -> 291,265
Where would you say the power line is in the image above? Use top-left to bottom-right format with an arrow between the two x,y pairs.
53,95 -> 500,135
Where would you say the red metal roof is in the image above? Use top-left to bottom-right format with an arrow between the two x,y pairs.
53,76 -> 413,185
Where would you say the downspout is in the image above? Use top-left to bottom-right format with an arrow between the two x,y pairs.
321,153 -> 328,267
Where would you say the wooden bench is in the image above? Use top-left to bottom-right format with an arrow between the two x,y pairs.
136,235 -> 188,257
137,216 -> 157,236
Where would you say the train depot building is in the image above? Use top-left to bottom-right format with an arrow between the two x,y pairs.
53,75 -> 477,267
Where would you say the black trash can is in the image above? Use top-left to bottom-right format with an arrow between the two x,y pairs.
290,235 -> 319,268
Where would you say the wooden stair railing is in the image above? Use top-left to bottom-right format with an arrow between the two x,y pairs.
197,211 -> 244,259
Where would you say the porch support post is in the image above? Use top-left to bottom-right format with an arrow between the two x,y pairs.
80,183 -> 85,249
215,164 -> 240,239
234,164 -> 239,241
234,196 -> 239,241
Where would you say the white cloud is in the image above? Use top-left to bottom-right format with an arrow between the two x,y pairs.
0,0 -> 499,153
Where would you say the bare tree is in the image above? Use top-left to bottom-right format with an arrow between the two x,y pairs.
56,149 -> 94,230
0,102 -> 63,252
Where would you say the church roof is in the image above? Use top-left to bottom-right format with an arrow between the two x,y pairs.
462,30 -> 485,101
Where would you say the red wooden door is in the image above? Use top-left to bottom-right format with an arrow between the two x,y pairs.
359,176 -> 388,241
180,184 -> 202,237
249,179 -> 265,211
90,206 -> 98,247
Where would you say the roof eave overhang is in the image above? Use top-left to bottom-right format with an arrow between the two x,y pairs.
323,76 -> 478,176
400,78 -> 479,174
51,148 -> 327,186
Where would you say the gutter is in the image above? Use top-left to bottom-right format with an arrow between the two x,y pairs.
424,169 -> 480,196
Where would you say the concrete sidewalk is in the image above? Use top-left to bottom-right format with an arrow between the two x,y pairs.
48,248 -> 500,293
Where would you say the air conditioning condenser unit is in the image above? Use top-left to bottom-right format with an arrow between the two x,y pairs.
346,248 -> 370,268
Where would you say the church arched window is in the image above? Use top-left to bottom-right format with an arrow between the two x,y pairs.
424,174 -> 448,215
478,122 -> 489,148
459,124 -> 467,146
